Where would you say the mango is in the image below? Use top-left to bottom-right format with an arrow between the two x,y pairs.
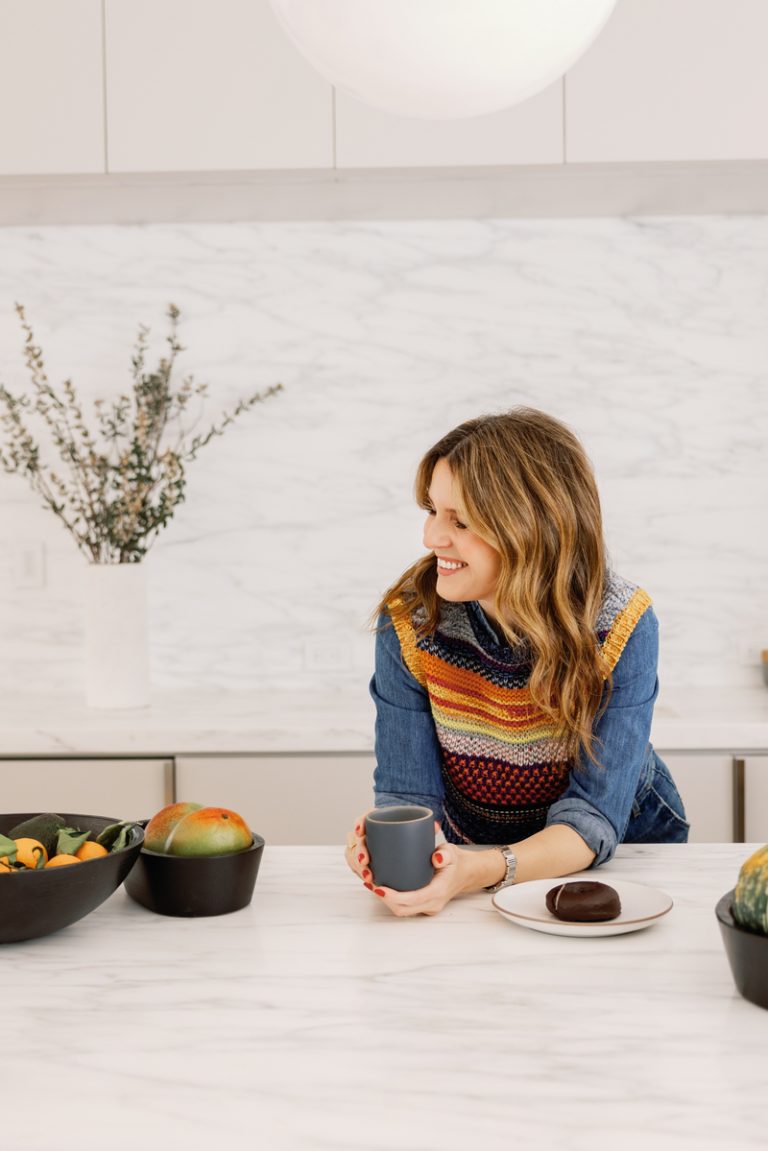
165,806 -> 253,857
144,802 -> 202,853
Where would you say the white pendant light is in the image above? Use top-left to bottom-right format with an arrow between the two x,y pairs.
268,0 -> 618,121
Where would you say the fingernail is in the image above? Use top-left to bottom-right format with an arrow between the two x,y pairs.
364,882 -> 373,890
435,852 -> 443,863
355,824 -> 362,834
357,853 -> 364,863
374,888 -> 386,897
362,869 -> 370,879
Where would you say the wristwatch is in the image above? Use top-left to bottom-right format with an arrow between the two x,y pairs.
485,846 -> 517,893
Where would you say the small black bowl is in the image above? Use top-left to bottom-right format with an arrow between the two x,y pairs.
0,811 -> 144,944
716,890 -> 768,1010
124,825 -> 265,917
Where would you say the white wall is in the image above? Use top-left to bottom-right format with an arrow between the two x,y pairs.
0,216 -> 766,697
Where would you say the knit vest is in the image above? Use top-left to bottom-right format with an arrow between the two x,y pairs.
390,573 -> 652,845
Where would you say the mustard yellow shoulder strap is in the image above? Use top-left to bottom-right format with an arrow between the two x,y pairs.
388,599 -> 427,686
601,588 -> 653,675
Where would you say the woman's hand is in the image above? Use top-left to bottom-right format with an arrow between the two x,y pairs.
345,816 -> 454,904
345,820 -> 596,915
344,815 -> 373,887
345,819 -> 501,916
372,842 -> 486,917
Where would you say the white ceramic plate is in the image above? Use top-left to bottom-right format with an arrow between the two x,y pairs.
492,878 -> 673,937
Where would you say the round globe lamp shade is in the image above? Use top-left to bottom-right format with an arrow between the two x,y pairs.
268,0 -> 618,120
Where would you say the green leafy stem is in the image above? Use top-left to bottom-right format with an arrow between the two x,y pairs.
0,303 -> 283,563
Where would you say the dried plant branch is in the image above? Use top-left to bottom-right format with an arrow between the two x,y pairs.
0,304 -> 283,563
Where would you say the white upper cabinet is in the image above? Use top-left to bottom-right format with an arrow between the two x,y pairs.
0,0 -> 104,175
105,0 -> 333,172
565,0 -> 768,162
335,83 -> 563,169
2,0 -> 767,179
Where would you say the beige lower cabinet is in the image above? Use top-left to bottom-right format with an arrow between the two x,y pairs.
745,757 -> 768,843
658,753 -> 734,843
175,755 -> 376,845
5,750 -> 757,847
0,758 -> 172,822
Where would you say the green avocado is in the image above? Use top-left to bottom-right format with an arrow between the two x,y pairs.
6,813 -> 67,858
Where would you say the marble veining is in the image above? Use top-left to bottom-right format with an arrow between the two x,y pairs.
0,217 -> 766,701
1,844 -> 766,1150
1,684 -> 768,756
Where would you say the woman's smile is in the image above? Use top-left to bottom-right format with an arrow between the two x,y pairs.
436,556 -> 468,575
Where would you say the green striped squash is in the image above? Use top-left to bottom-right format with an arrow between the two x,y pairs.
733,844 -> 768,934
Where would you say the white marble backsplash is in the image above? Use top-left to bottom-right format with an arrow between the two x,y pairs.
0,216 -> 766,697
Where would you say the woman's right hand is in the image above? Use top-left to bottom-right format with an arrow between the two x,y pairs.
344,815 -> 373,889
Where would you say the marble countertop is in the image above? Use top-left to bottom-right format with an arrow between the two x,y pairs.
1,685 -> 768,756
2,843 -> 765,1151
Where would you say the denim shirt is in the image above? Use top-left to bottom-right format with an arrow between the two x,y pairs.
370,602 -> 688,866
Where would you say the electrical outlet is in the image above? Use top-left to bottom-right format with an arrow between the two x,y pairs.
12,541 -> 46,589
738,643 -> 764,667
304,639 -> 351,672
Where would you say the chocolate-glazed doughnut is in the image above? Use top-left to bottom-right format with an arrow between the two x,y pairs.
545,880 -> 621,922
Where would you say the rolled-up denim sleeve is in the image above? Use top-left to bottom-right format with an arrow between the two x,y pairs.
546,606 -> 660,867
370,613 -> 445,819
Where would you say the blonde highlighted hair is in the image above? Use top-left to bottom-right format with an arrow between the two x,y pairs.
377,408 -> 609,762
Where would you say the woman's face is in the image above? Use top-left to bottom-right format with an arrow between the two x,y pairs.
422,458 -> 502,618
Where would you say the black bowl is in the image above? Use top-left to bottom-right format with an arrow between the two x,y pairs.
0,812 -> 144,944
716,890 -> 768,1010
124,826 -> 265,917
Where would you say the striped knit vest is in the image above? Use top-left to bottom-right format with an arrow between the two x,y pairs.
390,572 -> 652,845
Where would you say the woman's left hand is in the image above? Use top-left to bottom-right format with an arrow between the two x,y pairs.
371,842 -> 484,917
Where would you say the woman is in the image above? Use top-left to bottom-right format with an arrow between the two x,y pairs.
345,407 -> 688,917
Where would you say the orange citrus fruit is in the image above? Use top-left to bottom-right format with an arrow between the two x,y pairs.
75,841 -> 108,861
0,856 -> 14,873
13,838 -> 48,869
44,854 -> 81,868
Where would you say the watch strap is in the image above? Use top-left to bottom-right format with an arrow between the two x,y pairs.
485,846 -> 517,893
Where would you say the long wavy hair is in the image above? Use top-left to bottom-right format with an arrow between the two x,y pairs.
377,408 -> 610,762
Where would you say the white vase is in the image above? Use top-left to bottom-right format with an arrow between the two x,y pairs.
84,562 -> 151,709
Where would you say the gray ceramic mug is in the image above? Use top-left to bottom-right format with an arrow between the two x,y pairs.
365,805 -> 436,892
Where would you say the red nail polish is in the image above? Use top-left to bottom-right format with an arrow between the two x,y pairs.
375,888 -> 385,897
435,853 -> 443,863
357,853 -> 364,863
364,882 -> 373,890
355,825 -> 362,834
362,869 -> 370,878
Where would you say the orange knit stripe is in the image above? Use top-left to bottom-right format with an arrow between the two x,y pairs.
430,694 -> 555,732
390,603 -> 427,685
428,685 -> 544,730
601,589 -> 652,675
422,658 -> 532,710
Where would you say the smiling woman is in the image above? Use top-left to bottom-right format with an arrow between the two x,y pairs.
423,458 -> 501,607
344,407 -> 689,917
